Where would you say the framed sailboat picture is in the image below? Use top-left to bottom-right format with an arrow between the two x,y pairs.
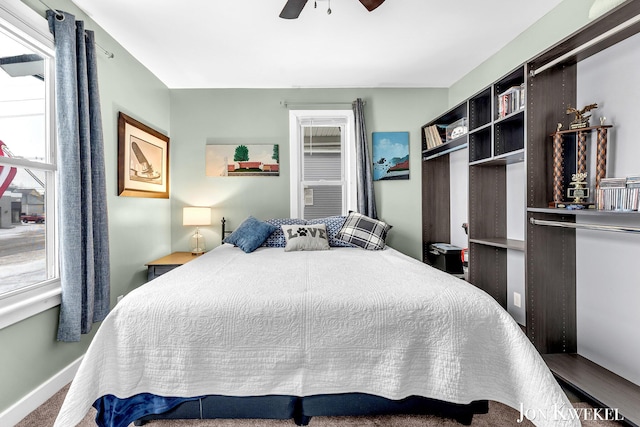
118,112 -> 170,198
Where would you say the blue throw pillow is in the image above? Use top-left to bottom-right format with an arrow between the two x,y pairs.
223,216 -> 277,253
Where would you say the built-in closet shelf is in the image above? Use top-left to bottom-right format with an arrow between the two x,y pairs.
494,109 -> 524,125
422,136 -> 468,161
469,148 -> 525,166
543,354 -> 640,426
528,207 -> 640,217
468,122 -> 492,134
469,238 -> 524,251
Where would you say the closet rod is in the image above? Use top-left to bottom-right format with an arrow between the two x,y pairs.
280,100 -> 363,109
38,0 -> 114,58
531,12 -> 640,76
529,217 -> 640,234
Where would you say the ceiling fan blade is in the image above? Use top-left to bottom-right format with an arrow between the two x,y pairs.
279,0 -> 308,19
358,0 -> 385,12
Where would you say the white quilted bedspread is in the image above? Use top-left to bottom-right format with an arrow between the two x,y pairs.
55,245 -> 579,427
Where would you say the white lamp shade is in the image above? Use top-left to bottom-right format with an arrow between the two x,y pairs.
183,207 -> 211,226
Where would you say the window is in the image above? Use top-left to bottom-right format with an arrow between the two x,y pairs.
0,0 -> 58,329
289,110 -> 357,219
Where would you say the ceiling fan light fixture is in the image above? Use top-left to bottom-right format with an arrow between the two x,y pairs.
280,0 -> 384,19
358,0 -> 385,12
279,0 -> 308,19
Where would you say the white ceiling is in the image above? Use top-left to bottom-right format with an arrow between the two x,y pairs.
70,0 -> 565,89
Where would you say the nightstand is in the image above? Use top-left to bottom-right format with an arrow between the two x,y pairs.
145,252 -> 200,281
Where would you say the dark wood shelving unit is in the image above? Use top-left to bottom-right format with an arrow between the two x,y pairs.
469,237 -> 525,251
422,135 -> 467,160
421,103 -> 468,265
528,207 -> 640,217
466,64 -> 527,310
423,1 -> 640,421
526,3 -> 640,424
421,153 -> 451,266
544,354 -> 640,426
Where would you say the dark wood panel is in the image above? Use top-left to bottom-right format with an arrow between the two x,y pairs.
544,353 -> 640,426
469,164 -> 506,240
526,212 -> 576,354
468,243 -> 507,308
527,63 -> 577,209
422,155 -> 451,264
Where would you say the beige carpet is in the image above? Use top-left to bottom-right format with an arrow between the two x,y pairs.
16,384 -> 623,427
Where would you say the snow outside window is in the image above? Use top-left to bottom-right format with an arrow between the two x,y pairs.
0,0 -> 59,329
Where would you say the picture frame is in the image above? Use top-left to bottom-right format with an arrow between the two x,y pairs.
118,112 -> 170,198
372,131 -> 410,181
205,144 -> 280,177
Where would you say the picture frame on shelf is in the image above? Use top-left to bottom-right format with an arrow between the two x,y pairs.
118,112 -> 170,198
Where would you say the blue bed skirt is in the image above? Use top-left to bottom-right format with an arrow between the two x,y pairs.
93,393 -> 489,427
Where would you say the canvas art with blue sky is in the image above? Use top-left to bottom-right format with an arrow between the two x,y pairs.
372,132 -> 409,181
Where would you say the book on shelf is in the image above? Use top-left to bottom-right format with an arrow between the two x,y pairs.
422,124 -> 444,150
596,175 -> 640,211
497,83 -> 525,119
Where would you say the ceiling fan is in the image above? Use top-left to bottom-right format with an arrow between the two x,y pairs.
279,0 -> 385,19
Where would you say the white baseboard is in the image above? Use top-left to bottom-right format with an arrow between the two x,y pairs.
0,356 -> 83,427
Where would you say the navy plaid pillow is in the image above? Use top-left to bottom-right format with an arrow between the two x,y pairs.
336,212 -> 391,250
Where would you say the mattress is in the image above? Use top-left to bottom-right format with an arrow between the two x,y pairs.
54,244 -> 579,427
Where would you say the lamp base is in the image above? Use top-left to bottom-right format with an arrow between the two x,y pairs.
190,229 -> 206,255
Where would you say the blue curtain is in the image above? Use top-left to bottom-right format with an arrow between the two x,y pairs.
352,98 -> 377,219
47,10 -> 110,342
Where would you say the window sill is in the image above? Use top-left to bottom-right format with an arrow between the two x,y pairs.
0,280 -> 61,330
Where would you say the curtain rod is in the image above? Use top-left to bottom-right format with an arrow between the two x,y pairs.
280,100 -> 364,109
529,217 -> 640,234
531,12 -> 640,76
38,0 -> 114,59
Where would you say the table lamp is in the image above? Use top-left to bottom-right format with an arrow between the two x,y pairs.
183,207 -> 211,255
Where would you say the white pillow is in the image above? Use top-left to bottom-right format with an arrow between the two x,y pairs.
281,224 -> 330,252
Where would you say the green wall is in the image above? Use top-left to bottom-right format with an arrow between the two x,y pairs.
448,0 -> 594,108
169,88 -> 446,259
0,0 -> 171,415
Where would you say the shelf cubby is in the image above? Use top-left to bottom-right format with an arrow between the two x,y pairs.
468,127 -> 492,163
495,110 -> 525,156
469,87 -> 492,131
494,66 -> 525,121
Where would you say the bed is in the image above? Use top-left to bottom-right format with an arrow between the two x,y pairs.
54,216 -> 579,427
